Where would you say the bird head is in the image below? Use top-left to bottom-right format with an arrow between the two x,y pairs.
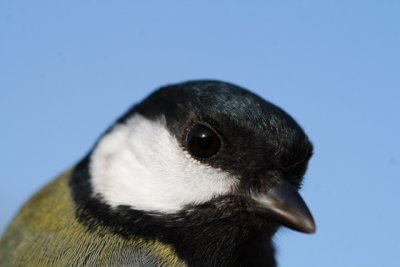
73,81 -> 315,238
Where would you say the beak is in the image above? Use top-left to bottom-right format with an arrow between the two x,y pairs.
250,180 -> 316,234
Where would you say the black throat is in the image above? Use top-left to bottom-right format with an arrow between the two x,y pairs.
70,155 -> 278,267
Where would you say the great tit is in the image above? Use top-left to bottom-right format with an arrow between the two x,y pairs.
0,80 -> 315,267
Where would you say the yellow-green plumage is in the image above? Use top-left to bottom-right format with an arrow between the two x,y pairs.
0,170 -> 185,266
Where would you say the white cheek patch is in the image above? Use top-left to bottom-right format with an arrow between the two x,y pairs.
90,114 -> 238,213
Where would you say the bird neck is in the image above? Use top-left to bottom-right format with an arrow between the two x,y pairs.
70,156 -> 277,267
168,219 -> 277,267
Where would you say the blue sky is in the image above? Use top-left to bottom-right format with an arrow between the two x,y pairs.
1,1 -> 399,266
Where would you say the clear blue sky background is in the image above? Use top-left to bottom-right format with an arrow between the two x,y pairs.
1,1 -> 399,266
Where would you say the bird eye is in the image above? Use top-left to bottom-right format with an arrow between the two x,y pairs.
186,124 -> 221,158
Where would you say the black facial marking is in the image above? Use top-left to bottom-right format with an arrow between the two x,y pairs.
70,80 -> 314,267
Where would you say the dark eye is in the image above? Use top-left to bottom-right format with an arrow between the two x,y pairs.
186,124 -> 221,158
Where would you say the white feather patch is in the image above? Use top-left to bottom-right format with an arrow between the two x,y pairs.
90,114 -> 238,213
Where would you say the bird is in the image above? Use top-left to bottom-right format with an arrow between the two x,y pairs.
0,80 -> 315,267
